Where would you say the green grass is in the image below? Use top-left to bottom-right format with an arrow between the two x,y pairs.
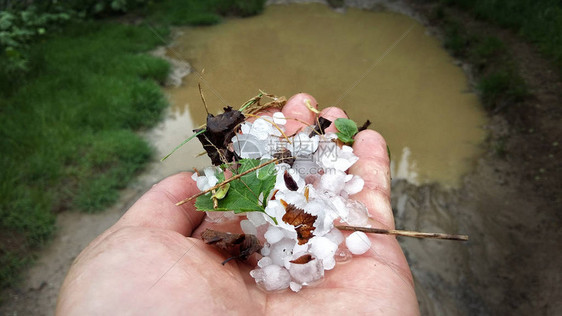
443,0 -> 562,74
431,7 -> 529,112
477,70 -> 528,110
145,0 -> 266,25
0,0 -> 267,294
0,21 -> 170,289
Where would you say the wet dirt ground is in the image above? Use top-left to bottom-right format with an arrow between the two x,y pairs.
1,1 -> 560,315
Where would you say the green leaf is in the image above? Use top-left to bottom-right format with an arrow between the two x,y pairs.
335,118 -> 358,145
195,159 -> 277,214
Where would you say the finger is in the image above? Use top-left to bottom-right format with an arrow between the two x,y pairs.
116,172 -> 205,236
319,107 -> 348,133
245,108 -> 280,123
282,93 -> 318,135
348,130 -> 394,229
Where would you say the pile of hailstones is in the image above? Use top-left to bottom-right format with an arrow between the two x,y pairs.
193,112 -> 373,292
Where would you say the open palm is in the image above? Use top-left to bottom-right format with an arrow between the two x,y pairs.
57,97 -> 419,315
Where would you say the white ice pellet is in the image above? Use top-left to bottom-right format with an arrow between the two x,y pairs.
304,200 -> 334,237
240,122 -> 252,134
247,211 -> 267,227
291,133 -> 319,157
289,256 -> 324,284
344,175 -> 365,195
327,195 -> 349,219
334,246 -> 352,263
250,118 -> 273,140
258,256 -> 273,268
319,145 -> 359,172
264,226 -> 284,244
324,228 -> 344,245
318,169 -> 347,194
292,159 -> 321,178
252,264 -> 291,291
196,177 -> 210,191
309,236 -> 338,260
261,244 -> 271,256
289,281 -> 302,292
344,200 -> 370,227
232,133 -> 267,159
203,167 -> 218,179
282,228 -> 297,240
322,256 -> 336,270
194,166 -> 220,191
205,211 -> 236,223
268,238 -> 295,266
275,189 -> 306,207
345,231 -> 371,255
293,241 -> 309,254
240,219 -> 257,236
272,112 -> 287,125
283,255 -> 293,269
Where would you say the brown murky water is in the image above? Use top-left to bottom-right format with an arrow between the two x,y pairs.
152,4 -> 507,315
161,3 -> 486,187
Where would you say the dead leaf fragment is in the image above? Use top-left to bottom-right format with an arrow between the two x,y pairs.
283,170 -> 298,191
195,106 -> 245,165
290,254 -> 314,264
201,229 -> 262,264
281,202 -> 317,245
273,147 -> 295,166
309,117 -> 332,137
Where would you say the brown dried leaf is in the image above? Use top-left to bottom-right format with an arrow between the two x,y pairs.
308,117 -> 332,137
290,254 -> 314,264
281,202 -> 317,245
201,229 -> 262,264
195,106 -> 245,165
273,147 -> 295,166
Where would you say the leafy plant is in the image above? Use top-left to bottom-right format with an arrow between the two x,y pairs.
0,8 -> 71,73
335,118 -> 359,145
195,159 -> 276,214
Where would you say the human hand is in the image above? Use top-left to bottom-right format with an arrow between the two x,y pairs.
57,94 -> 419,315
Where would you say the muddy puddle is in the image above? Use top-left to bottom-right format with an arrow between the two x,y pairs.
159,3 -> 487,188
152,3 -> 499,314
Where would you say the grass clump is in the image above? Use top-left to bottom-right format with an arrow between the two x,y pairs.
0,0 -> 268,295
430,7 -> 529,112
0,21 -> 169,290
443,0 -> 562,75
477,70 -> 528,111
146,0 -> 266,25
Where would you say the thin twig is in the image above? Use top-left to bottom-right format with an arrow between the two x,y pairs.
176,158 -> 280,206
239,92 -> 264,112
335,225 -> 469,241
198,82 -> 210,115
283,116 -> 319,137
